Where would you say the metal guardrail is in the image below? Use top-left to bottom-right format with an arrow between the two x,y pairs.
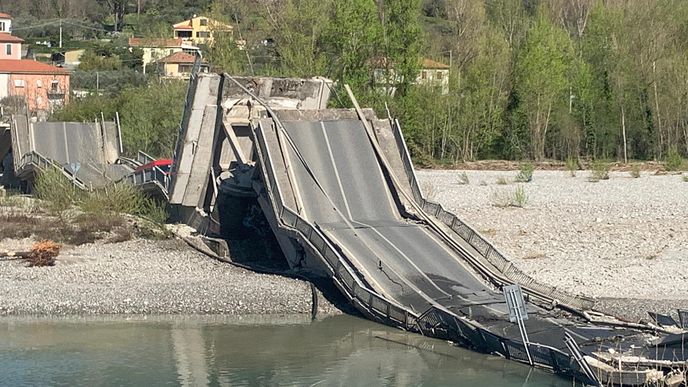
253,122 -> 417,327
415,306 -> 592,384
122,165 -> 169,196
16,151 -> 87,190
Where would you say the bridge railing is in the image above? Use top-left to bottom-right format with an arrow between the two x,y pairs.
415,306 -> 593,384
16,151 -> 87,190
389,120 -> 595,311
253,121 -> 417,328
122,165 -> 169,195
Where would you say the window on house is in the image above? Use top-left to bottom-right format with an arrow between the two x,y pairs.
5,44 -> 11,56
200,18 -> 208,26
51,81 -> 59,93
36,80 -> 43,88
197,31 -> 210,38
421,71 -> 427,80
0,22 -> 5,32
179,64 -> 193,73
436,71 -> 443,80
14,79 -> 25,88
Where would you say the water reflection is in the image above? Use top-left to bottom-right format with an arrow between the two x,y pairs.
0,315 -> 576,386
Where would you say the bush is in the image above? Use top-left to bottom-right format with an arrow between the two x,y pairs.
515,162 -> 534,182
496,177 -> 508,185
629,164 -> 641,178
665,147 -> 685,171
491,185 -> 528,208
589,160 -> 610,182
34,167 -> 82,216
682,174 -> 688,182
457,171 -> 470,185
566,157 -> 577,177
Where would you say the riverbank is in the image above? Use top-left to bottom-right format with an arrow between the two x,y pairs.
0,237 -> 341,317
417,169 -> 688,322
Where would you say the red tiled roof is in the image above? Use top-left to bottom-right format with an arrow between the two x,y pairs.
421,58 -> 450,69
0,13 -> 12,19
158,51 -> 202,64
128,37 -> 183,47
0,32 -> 23,43
0,60 -> 68,74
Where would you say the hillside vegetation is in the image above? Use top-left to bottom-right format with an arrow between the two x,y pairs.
5,0 -> 688,165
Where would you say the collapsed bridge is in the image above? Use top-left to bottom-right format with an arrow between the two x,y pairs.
164,72 -> 687,386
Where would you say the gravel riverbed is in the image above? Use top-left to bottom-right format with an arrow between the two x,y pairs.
417,169 -> 688,321
0,238 -> 341,317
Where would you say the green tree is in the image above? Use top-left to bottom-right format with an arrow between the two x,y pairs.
323,0 -> 382,94
379,0 -> 423,95
514,14 -> 572,160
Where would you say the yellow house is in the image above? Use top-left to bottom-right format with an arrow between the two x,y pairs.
157,51 -> 209,79
173,15 -> 232,46
128,38 -> 200,74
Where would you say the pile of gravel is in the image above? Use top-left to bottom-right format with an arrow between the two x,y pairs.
0,238 -> 341,317
417,169 -> 688,321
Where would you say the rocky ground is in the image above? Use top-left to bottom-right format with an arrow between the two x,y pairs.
0,237 -> 341,317
417,169 -> 688,322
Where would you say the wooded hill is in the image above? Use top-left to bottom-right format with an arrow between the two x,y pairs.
5,0 -> 688,164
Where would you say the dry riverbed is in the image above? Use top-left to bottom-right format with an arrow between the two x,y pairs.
0,195 -> 340,317
417,169 -> 688,322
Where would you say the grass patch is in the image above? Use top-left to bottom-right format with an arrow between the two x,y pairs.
421,181 -> 438,201
565,157 -> 577,177
665,147 -> 685,171
491,185 -> 528,208
515,162 -> 534,183
588,160 -> 611,182
629,164 -> 641,178
682,174 -> 688,182
457,171 -> 470,185
496,177 -> 509,185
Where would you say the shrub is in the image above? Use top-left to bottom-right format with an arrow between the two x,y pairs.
629,164 -> 641,178
491,185 -> 528,208
457,171 -> 470,185
665,147 -> 685,171
515,162 -> 534,182
421,181 -> 438,201
682,174 -> 688,182
589,160 -> 610,182
565,157 -> 577,177
34,167 -> 82,216
513,185 -> 528,207
496,177 -> 508,185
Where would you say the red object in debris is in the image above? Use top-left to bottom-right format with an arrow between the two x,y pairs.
135,159 -> 172,174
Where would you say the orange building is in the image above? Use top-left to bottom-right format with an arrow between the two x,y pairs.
0,12 -> 70,116
0,60 -> 70,113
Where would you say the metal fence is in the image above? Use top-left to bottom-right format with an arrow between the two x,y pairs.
389,119 -> 595,311
16,151 -> 87,190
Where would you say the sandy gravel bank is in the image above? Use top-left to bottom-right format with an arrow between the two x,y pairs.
0,238 -> 341,317
417,169 -> 688,321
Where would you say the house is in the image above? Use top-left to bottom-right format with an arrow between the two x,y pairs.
128,37 -> 199,74
157,51 -> 208,79
373,57 -> 451,95
0,12 -> 12,33
0,12 -> 70,117
417,58 -> 450,94
0,32 -> 21,60
0,59 -> 70,113
51,49 -> 85,69
172,15 -> 232,46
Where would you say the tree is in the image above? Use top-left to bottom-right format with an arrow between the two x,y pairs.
514,14 -> 572,160
259,0 -> 330,77
379,0 -> 423,95
322,0 -> 382,94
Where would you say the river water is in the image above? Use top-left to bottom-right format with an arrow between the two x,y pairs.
0,315 -> 578,386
